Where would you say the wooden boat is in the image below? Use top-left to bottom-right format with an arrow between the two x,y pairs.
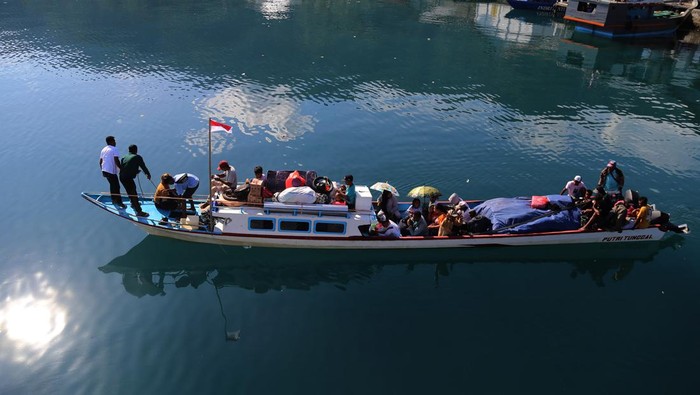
563,0 -> 698,38
81,182 -> 688,249
507,0 -> 558,11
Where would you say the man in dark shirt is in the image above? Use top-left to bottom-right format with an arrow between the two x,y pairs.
120,144 -> 151,217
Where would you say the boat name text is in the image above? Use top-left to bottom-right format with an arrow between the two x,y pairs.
601,234 -> 653,242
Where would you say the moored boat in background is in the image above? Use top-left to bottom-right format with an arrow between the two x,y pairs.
563,0 -> 698,38
508,0 -> 559,11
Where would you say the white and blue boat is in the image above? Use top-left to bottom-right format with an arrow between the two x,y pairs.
564,0 -> 697,38
82,178 -> 688,249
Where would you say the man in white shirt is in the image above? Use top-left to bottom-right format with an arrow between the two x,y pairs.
99,136 -> 125,208
211,160 -> 237,196
560,175 -> 587,200
376,211 -> 401,239
173,173 -> 200,212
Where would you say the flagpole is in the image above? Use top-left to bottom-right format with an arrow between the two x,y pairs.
208,117 -> 213,202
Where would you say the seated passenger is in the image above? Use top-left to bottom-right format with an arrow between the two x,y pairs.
438,211 -> 457,237
333,191 -> 346,205
400,210 -> 428,236
427,204 -> 449,235
374,211 -> 400,238
154,173 -> 182,211
211,160 -> 237,197
463,210 -> 493,234
246,165 -> 273,198
633,196 -> 652,229
402,198 -> 422,219
377,190 -> 401,223
608,200 -> 631,232
577,189 -> 595,225
580,190 -> 610,231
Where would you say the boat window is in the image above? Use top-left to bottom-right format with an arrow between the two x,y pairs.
315,221 -> 346,234
249,218 -> 275,231
280,220 -> 311,232
577,2 -> 596,13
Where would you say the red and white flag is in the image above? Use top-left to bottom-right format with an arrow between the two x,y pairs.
209,119 -> 233,134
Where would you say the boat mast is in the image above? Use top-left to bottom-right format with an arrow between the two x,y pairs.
208,117 -> 212,200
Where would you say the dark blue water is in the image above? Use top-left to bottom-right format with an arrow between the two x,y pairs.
1,1 -> 699,394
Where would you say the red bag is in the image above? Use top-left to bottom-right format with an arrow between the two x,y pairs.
531,195 -> 549,209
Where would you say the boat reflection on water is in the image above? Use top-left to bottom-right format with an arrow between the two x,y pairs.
100,235 -> 686,296
557,34 -> 699,84
100,236 -> 684,341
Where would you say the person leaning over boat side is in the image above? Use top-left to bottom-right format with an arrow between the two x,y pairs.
99,135 -> 125,209
211,160 -> 237,196
154,173 -> 182,211
560,175 -> 587,200
597,160 -> 624,198
343,175 -> 356,210
173,173 -> 200,212
119,144 -> 151,217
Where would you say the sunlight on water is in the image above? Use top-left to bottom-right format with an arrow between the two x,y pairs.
0,273 -> 67,365
251,0 -> 294,20
195,84 -> 316,145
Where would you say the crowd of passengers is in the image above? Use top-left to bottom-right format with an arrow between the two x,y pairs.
369,159 -> 667,238
154,159 -> 666,237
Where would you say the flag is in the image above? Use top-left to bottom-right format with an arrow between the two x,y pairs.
209,119 -> 233,134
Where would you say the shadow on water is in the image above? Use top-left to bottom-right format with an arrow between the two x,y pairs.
100,235 -> 686,296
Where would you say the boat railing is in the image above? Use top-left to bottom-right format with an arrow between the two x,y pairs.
258,201 -> 351,218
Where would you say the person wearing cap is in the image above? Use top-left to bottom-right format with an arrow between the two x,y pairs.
374,211 -> 400,239
343,175 -> 356,210
99,136 -> 125,209
119,144 -> 151,217
560,175 -> 587,200
173,173 -> 200,212
597,160 -> 624,196
211,160 -> 237,196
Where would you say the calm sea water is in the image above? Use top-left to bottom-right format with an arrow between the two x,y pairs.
1,1 -> 699,394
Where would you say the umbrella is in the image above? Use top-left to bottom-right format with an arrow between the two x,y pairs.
407,185 -> 441,199
370,182 -> 399,197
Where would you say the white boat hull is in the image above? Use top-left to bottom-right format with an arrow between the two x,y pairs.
83,192 -> 679,250
134,221 -> 666,249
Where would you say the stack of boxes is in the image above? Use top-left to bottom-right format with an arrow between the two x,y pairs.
247,178 -> 263,205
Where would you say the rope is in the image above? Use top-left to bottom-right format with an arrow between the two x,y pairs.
137,175 -> 145,197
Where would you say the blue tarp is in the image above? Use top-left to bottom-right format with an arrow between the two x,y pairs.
473,195 -> 581,234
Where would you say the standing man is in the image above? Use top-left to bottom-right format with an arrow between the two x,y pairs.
99,136 -> 125,209
597,160 -> 624,197
173,173 -> 200,212
120,144 -> 151,217
344,174 -> 356,210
